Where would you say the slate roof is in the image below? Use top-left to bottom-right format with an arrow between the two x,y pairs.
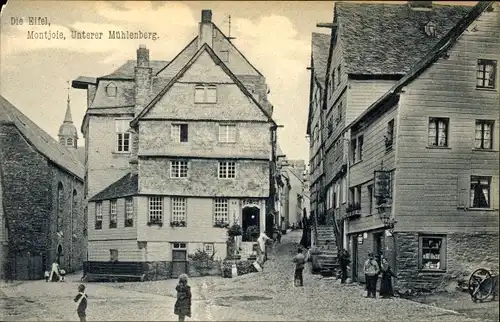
347,1 -> 494,130
335,2 -> 471,75
0,95 -> 84,179
76,146 -> 85,164
89,173 -> 138,202
100,60 -> 170,80
311,32 -> 331,88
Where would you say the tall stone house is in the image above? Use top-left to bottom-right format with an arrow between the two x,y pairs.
310,1 -> 474,252
72,10 -> 276,278
282,160 -> 308,229
345,1 -> 499,291
0,95 -> 85,280
306,32 -> 330,230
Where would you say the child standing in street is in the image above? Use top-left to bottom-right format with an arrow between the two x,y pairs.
73,284 -> 88,322
174,274 -> 192,321
293,248 -> 306,287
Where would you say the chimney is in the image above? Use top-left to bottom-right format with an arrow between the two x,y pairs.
408,1 -> 433,9
198,9 -> 214,48
132,45 -> 152,174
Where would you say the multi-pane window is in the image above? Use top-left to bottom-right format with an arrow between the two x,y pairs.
367,185 -> 373,214
351,135 -> 364,163
476,59 -> 497,89
109,199 -> 117,228
204,243 -> 215,256
470,176 -> 491,208
219,124 -> 236,142
428,117 -> 449,147
419,236 -> 447,271
148,196 -> 163,224
194,84 -> 217,103
171,124 -> 188,142
125,197 -> 133,227
218,161 -> 236,179
95,202 -> 103,230
214,198 -> 229,224
475,120 -> 494,149
170,161 -> 188,178
115,119 -> 131,152
171,197 -> 187,223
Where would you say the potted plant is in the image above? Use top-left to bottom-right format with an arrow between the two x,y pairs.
170,220 -> 187,227
214,220 -> 229,228
147,218 -> 163,227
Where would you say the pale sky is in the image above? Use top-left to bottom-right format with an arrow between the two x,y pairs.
0,0 -> 336,162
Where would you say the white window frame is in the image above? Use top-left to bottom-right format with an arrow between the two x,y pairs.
218,161 -> 236,179
474,120 -> 494,150
172,242 -> 187,249
148,196 -> 163,224
213,198 -> 229,224
428,117 -> 449,147
95,202 -> 103,229
194,84 -> 217,103
419,235 -> 447,271
125,197 -> 133,227
171,123 -> 188,143
476,59 -> 497,89
204,243 -> 215,256
109,199 -> 118,228
470,176 -> 492,209
170,161 -> 188,178
218,124 -> 236,143
171,197 -> 187,223
115,119 -> 132,153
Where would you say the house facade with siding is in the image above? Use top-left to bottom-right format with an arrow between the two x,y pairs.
72,10 -> 276,279
345,1 -> 499,291
0,95 -> 85,280
306,32 -> 330,229
319,1 -> 472,252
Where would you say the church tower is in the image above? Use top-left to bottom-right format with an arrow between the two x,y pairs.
58,89 -> 78,149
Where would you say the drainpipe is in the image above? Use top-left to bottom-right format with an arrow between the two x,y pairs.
70,176 -> 74,272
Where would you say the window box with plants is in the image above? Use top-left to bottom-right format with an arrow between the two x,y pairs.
214,220 -> 230,228
147,219 -> 163,227
170,220 -> 187,227
345,202 -> 361,219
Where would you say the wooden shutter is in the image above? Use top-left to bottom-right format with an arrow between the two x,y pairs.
439,237 -> 447,270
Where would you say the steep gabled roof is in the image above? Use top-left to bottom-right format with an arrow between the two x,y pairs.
89,173 -> 138,202
0,95 -> 84,179
335,2 -> 471,75
130,43 -> 277,127
311,32 -> 331,89
347,1 -> 494,131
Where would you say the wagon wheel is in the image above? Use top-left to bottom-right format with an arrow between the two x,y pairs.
469,268 -> 493,302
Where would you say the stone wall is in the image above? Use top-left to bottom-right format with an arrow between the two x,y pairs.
144,260 -> 223,280
395,232 -> 499,293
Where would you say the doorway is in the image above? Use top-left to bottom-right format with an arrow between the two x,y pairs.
242,207 -> 260,242
351,235 -> 358,281
374,232 -> 384,262
171,242 -> 187,278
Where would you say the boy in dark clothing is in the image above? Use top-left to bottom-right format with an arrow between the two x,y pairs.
293,248 -> 306,287
74,284 -> 88,322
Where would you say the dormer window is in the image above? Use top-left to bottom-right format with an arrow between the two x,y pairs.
194,84 -> 217,103
106,83 -> 117,97
67,138 -> 73,147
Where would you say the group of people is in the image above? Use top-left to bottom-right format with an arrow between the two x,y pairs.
364,252 -> 396,298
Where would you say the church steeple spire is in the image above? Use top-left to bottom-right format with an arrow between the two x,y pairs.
58,81 -> 78,149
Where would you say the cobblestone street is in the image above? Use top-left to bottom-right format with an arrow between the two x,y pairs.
1,231 -> 494,321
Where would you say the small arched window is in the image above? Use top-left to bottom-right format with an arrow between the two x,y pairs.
67,138 -> 73,146
106,82 -> 117,97
57,182 -> 64,230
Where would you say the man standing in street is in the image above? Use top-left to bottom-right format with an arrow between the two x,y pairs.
293,248 -> 306,287
339,249 -> 351,284
364,252 -> 380,298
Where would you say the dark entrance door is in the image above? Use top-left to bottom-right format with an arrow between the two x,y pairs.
351,235 -> 358,281
242,207 -> 260,242
57,244 -> 63,266
374,232 -> 384,261
171,243 -> 187,278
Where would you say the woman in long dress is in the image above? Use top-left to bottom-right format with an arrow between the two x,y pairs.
379,257 -> 397,298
